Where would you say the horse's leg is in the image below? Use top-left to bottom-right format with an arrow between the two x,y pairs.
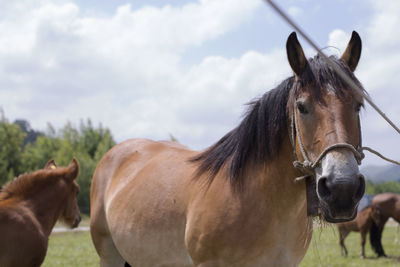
396,223 -> 399,244
91,229 -> 126,267
339,229 -> 349,257
360,230 -> 367,259
90,206 -> 126,267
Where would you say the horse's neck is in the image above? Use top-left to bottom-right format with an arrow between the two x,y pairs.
25,189 -> 66,236
258,138 -> 306,211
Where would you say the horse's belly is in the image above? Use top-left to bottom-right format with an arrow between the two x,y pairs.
106,177 -> 192,266
108,212 -> 192,266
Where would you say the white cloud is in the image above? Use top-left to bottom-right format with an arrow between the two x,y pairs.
2,0 -> 400,168
327,29 -> 350,55
0,0 -> 271,148
288,6 -> 303,18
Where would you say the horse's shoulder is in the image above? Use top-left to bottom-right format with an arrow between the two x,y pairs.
0,202 -> 41,229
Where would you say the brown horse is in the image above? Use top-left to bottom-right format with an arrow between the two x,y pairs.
0,159 -> 81,267
337,205 -> 381,258
90,31 -> 366,267
370,192 -> 400,257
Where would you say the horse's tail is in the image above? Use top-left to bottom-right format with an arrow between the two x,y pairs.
369,220 -> 386,257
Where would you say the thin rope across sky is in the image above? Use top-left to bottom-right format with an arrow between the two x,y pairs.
265,0 -> 400,135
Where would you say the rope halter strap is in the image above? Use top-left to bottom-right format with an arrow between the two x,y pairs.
293,143 -> 364,178
291,101 -> 364,182
290,100 -> 400,183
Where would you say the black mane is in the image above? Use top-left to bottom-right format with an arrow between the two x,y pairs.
190,55 -> 363,188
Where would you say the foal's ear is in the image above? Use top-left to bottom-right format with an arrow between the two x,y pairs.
341,31 -> 362,72
286,32 -> 307,76
65,158 -> 80,181
45,159 -> 57,170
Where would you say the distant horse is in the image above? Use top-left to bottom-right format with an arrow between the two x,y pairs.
0,159 -> 81,267
370,193 -> 400,257
90,31 -> 366,266
337,205 -> 381,258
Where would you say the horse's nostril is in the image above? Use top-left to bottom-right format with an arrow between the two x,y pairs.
354,174 -> 366,201
317,176 -> 330,199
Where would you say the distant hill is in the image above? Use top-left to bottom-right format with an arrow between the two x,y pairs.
361,164 -> 400,183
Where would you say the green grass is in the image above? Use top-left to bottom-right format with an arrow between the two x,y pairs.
42,223 -> 400,266
301,225 -> 400,267
42,231 -> 99,267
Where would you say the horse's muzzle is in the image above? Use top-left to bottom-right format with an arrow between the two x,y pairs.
73,214 -> 82,228
315,151 -> 365,223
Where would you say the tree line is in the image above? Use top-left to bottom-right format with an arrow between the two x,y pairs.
0,115 -> 115,214
365,179 -> 400,195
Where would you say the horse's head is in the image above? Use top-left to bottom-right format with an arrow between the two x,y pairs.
47,158 -> 81,228
286,32 -> 365,223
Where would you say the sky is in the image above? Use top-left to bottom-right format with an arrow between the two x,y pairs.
0,0 -> 399,167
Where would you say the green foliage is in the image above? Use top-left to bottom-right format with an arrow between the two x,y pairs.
0,117 -> 115,214
13,119 -> 43,146
0,120 -> 26,184
366,179 -> 400,195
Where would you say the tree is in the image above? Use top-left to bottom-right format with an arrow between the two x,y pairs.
365,179 -> 400,195
14,119 -> 43,146
21,136 -> 61,172
0,120 -> 25,183
3,118 -> 116,214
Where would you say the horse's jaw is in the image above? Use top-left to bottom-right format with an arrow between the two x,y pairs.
314,150 -> 365,223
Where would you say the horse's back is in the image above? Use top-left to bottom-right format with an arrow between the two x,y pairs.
90,138 -> 196,266
0,202 -> 47,266
372,193 -> 400,222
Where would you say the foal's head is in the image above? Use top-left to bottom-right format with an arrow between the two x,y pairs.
286,32 -> 365,222
45,159 -> 81,228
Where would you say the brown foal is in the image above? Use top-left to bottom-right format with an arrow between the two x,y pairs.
0,159 -> 81,267
337,205 -> 381,258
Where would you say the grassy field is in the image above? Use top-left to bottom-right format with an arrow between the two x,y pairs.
301,224 -> 400,267
42,231 -> 99,267
42,224 -> 400,266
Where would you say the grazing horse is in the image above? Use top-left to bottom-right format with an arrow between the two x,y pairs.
90,31 -> 366,267
370,193 -> 400,257
0,159 -> 81,267
337,205 -> 381,258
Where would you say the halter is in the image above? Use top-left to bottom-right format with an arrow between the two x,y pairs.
289,101 -> 365,216
290,100 -> 364,181
289,100 -> 400,216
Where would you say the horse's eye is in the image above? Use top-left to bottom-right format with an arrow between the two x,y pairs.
297,102 -> 308,114
355,103 -> 362,112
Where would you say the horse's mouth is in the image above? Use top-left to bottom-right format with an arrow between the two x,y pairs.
320,202 -> 358,223
72,215 -> 82,228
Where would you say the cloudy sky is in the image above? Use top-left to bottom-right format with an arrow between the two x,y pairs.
1,0 -> 399,167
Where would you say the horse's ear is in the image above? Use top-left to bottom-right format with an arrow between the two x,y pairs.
286,32 -> 307,76
45,159 -> 57,170
65,158 -> 79,181
341,31 -> 362,72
